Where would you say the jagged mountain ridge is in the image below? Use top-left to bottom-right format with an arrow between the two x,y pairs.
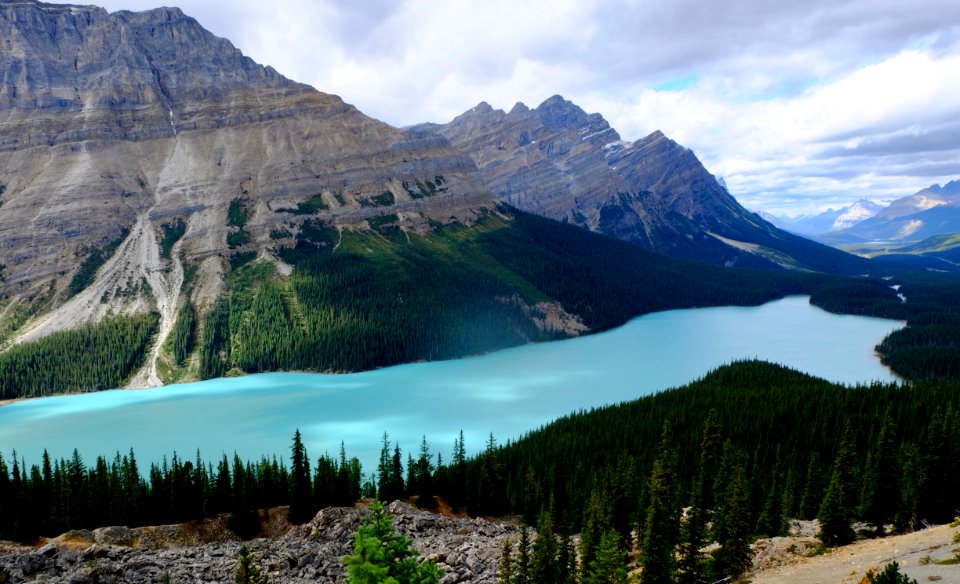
0,0 -> 496,369
821,181 -> 960,244
419,96 -> 867,273
765,199 -> 884,235
0,1 -> 888,392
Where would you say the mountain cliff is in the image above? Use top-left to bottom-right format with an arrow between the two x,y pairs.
0,0 -> 496,380
0,2 -> 891,395
418,96 -> 866,273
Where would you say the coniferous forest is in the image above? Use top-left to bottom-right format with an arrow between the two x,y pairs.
3,208 -> 956,396
2,361 -> 958,583
0,313 -> 158,399
191,209 -> 914,380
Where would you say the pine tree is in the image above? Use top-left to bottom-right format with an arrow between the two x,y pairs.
798,452 -> 822,520
861,411 -> 900,536
343,499 -> 441,584
498,538 -> 514,584
677,478 -> 708,584
288,429 -> 313,524
711,461 -> 753,581
235,545 -> 268,584
864,561 -> 918,584
639,422 -> 679,584
584,529 -> 628,584
580,489 -> 612,574
817,468 -> 855,547
531,511 -> 559,584
515,522 -> 531,584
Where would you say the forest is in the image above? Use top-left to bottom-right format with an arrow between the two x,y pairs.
193,209 -> 904,380
0,313 -> 158,399
3,207 -> 954,395
1,361 -> 957,582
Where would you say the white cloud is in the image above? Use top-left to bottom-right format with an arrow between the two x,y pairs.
93,0 -> 960,215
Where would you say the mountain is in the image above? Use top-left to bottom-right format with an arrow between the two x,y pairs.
758,199 -> 883,235
0,0 -> 497,380
832,199 -> 884,230
0,1 -> 873,395
417,96 -> 868,273
821,181 -> 960,244
767,208 -> 845,235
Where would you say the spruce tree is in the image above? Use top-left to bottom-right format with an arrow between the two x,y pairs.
498,538 -> 514,584
677,478 -> 708,584
860,411 -> 900,536
679,414 -> 723,584
865,561 -> 918,584
515,522 -> 531,584
798,452 -> 822,520
817,468 -> 855,547
584,529 -> 628,584
343,499 -> 441,584
288,429 -> 313,524
711,461 -> 753,581
835,423 -> 859,513
235,545 -> 268,584
639,422 -> 679,584
531,511 -> 559,584
580,489 -> 612,575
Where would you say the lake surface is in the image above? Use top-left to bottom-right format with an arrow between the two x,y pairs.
0,296 -> 902,473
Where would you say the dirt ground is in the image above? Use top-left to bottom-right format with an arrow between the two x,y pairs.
751,524 -> 960,584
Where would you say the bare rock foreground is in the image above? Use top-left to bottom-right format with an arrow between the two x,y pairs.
0,502 -> 513,583
2,504 -> 958,583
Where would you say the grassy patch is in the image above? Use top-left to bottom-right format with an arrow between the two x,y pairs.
368,213 -> 400,236
159,219 -> 186,260
360,191 -> 396,207
289,194 -> 329,215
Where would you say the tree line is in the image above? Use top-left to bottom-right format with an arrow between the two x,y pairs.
194,209 -> 899,380
0,313 -> 158,399
3,360 -> 957,584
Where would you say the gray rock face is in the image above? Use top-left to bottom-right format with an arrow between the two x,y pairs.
0,0 -> 495,303
429,96 -> 865,272
0,502 -> 515,584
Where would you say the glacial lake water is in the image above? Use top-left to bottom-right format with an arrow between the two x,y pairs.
0,296 -> 903,473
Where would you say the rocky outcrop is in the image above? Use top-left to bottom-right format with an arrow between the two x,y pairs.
0,1 -> 496,366
0,1 -> 494,298
0,502 -> 515,583
424,96 -> 867,273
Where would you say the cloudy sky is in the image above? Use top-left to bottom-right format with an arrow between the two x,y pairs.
96,0 -> 960,216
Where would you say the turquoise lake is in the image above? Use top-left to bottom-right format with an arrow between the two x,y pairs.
0,296 -> 903,473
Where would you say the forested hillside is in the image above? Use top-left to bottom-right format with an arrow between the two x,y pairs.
192,210 -> 881,381
2,361 -> 957,584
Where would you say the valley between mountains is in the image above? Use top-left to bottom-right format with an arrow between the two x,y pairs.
1,2 -> 960,584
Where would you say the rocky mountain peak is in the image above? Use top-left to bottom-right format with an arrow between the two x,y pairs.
508,101 -> 530,115
0,0 -> 498,364
534,94 -> 589,131
433,97 -> 862,273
